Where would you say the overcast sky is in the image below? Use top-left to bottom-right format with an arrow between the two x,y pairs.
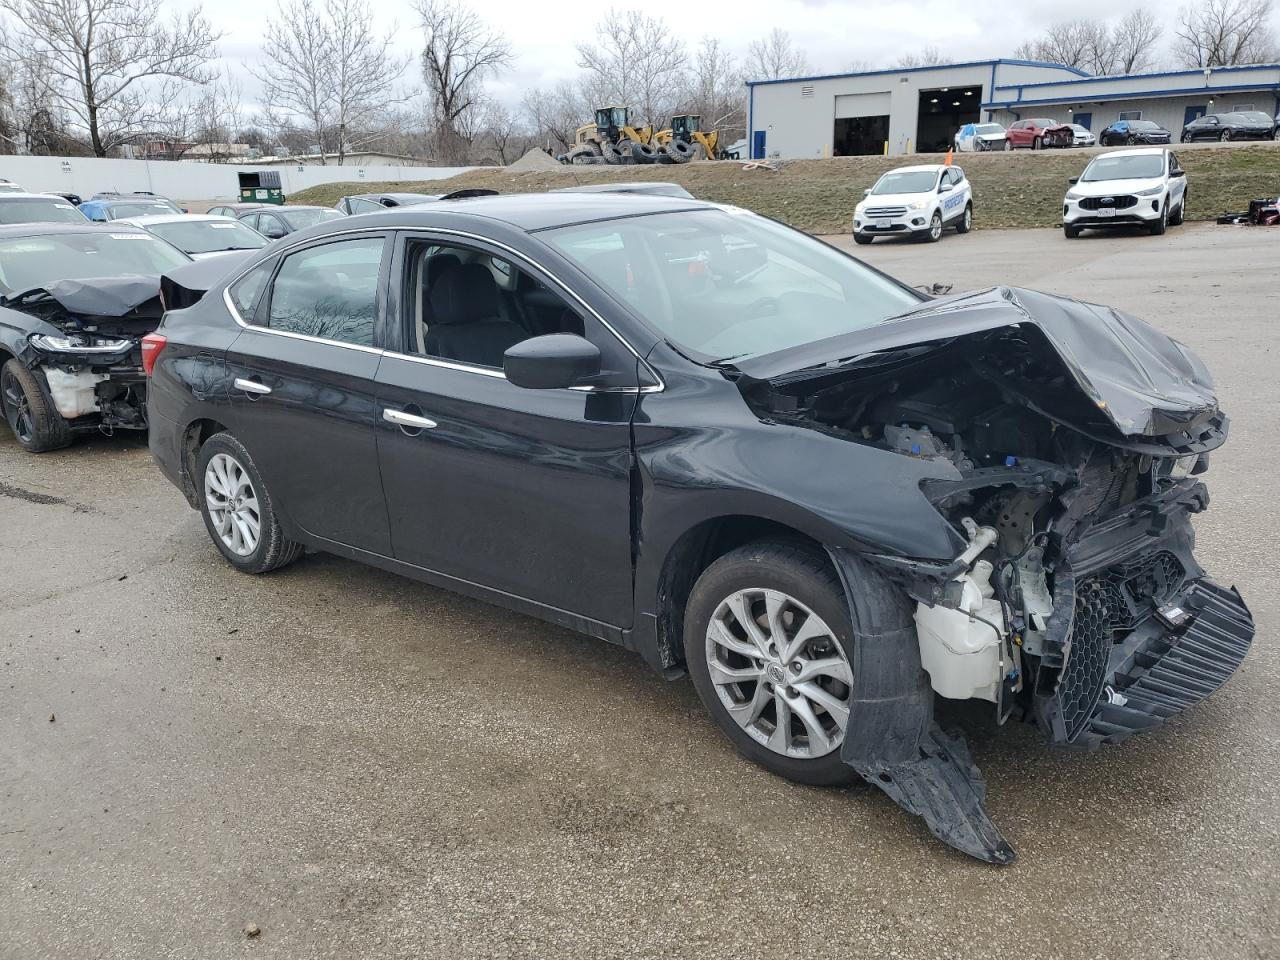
197,0 -> 1280,111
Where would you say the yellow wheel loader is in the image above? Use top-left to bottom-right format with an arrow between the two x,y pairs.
560,106 -> 655,165
653,115 -> 722,163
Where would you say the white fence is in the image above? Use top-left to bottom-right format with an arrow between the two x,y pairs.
0,155 -> 481,203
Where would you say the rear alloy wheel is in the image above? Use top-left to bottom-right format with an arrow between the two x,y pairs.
0,359 -> 72,453
685,542 -> 857,786
197,432 -> 303,574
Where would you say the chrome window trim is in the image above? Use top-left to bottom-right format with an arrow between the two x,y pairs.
218,223 -> 665,395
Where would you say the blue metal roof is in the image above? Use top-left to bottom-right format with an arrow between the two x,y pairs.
743,58 -> 1090,88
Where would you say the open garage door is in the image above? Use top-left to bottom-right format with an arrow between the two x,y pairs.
834,92 -> 891,156
916,85 -> 981,153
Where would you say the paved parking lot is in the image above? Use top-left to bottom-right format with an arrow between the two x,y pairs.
2,223 -> 1278,960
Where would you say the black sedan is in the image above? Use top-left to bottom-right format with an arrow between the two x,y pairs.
237,205 -> 344,239
1099,119 -> 1172,145
0,223 -> 190,450
1181,110 -> 1276,142
144,194 -> 1253,864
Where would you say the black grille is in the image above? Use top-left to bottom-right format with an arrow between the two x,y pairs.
1080,195 -> 1138,210
1056,583 -> 1114,741
1095,551 -> 1186,631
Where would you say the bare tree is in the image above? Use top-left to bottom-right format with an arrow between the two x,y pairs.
190,71 -> 246,161
327,0 -> 410,164
1015,12 -> 1163,75
1112,9 -> 1164,73
254,0 -> 335,161
476,100 -> 522,163
681,36 -> 745,139
416,0 -> 511,166
522,81 -> 586,152
895,46 -> 945,68
1172,0 -> 1279,66
747,28 -> 809,81
0,0 -> 221,156
576,9 -> 686,131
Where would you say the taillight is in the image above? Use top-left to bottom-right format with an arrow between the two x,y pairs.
141,332 -> 167,377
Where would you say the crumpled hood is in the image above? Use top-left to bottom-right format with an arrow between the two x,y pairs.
731,286 -> 1218,439
1,275 -> 161,318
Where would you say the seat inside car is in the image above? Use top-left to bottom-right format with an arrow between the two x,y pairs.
425,262 -> 529,367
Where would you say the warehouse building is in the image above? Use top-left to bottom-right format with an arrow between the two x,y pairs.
746,60 -> 1280,158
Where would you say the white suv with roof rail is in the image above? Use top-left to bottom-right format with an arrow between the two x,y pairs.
853,164 -> 973,244
1063,147 -> 1187,238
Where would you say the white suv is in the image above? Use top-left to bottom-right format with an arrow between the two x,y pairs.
1063,147 -> 1187,238
853,164 -> 973,244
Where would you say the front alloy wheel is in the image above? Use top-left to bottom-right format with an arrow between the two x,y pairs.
705,588 -> 852,761
927,211 -> 943,242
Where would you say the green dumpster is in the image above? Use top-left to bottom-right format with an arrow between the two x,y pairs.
238,170 -> 284,205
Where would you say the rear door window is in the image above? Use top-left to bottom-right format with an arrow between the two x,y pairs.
264,237 -> 386,347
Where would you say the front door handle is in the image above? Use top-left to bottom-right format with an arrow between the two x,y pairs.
383,408 -> 438,430
233,377 -> 272,396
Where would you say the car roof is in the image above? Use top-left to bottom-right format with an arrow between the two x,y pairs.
1094,146 -> 1167,157
883,164 -> 947,174
117,213 -> 229,226
347,192 -> 440,202
273,205 -> 337,212
331,192 -> 708,232
0,221 -> 151,239
0,192 -> 75,202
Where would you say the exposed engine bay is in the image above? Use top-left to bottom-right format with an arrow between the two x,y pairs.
3,278 -> 163,431
731,286 -> 1255,861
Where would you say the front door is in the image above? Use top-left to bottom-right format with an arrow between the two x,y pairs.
222,232 -> 394,555
373,233 -> 643,627
752,130 -> 767,159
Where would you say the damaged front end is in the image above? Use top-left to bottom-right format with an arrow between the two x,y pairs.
734,286 -> 1255,862
3,277 -> 164,431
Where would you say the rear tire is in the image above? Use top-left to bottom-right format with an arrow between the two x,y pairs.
0,360 -> 72,453
196,432 -> 303,575
684,541 -> 859,787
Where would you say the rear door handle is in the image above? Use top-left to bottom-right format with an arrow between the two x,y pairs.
382,408 -> 438,430
233,377 -> 272,396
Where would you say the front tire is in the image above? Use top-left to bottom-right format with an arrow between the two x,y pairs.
1170,190 -> 1187,225
923,211 -> 943,242
1064,223 -> 1081,238
1032,136 -> 1043,150
1149,202 -> 1168,236
852,232 -> 873,245
1003,139 -> 1013,151
955,203 -> 973,234
684,542 -> 858,786
0,360 -> 72,453
1220,130 -> 1232,142
196,432 -> 303,574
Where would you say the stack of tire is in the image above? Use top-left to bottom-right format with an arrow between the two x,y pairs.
561,139 -> 700,165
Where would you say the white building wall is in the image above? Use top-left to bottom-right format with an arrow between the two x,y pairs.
0,155 -> 481,203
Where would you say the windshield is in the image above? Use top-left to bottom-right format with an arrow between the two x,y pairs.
1129,120 -> 1160,130
870,170 -> 939,195
0,232 -> 190,295
107,201 -> 181,219
1030,119 -> 1058,127
0,198 -> 86,224
542,208 -> 921,363
1081,153 -> 1165,181
280,208 -> 345,229
146,219 -> 267,254
974,124 -> 1003,135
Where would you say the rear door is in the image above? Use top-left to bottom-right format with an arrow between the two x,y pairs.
372,231 -> 645,627
222,231 -> 394,555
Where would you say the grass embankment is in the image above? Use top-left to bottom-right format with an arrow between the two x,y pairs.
289,143 -> 1280,234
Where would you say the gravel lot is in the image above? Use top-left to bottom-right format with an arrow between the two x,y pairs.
2,223 -> 1277,960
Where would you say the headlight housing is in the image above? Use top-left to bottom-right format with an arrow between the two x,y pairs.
1135,185 -> 1165,196
1065,189 -> 1083,200
29,333 -> 133,354
908,200 -> 928,210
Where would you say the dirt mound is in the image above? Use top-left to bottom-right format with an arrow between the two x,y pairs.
508,148 -> 562,172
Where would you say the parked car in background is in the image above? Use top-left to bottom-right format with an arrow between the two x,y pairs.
1062,147 -> 1187,238
853,164 -> 972,244
0,222 -> 190,451
1099,119 -> 1172,146
49,192 -> 83,206
955,122 -> 1007,152
117,214 -> 268,260
550,182 -> 695,199
1180,111 -> 1275,142
1067,123 -> 1096,146
335,193 -> 441,214
143,192 -> 1251,865
0,179 -> 26,193
207,202 -> 270,218
0,193 -> 88,225
1004,118 -> 1073,149
79,196 -> 184,221
237,205 -> 344,239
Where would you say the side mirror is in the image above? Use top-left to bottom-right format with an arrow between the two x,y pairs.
1068,176 -> 1079,185
939,182 -> 953,193
1170,169 -> 1186,178
261,223 -> 285,239
863,188 -> 872,197
504,334 -> 601,390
